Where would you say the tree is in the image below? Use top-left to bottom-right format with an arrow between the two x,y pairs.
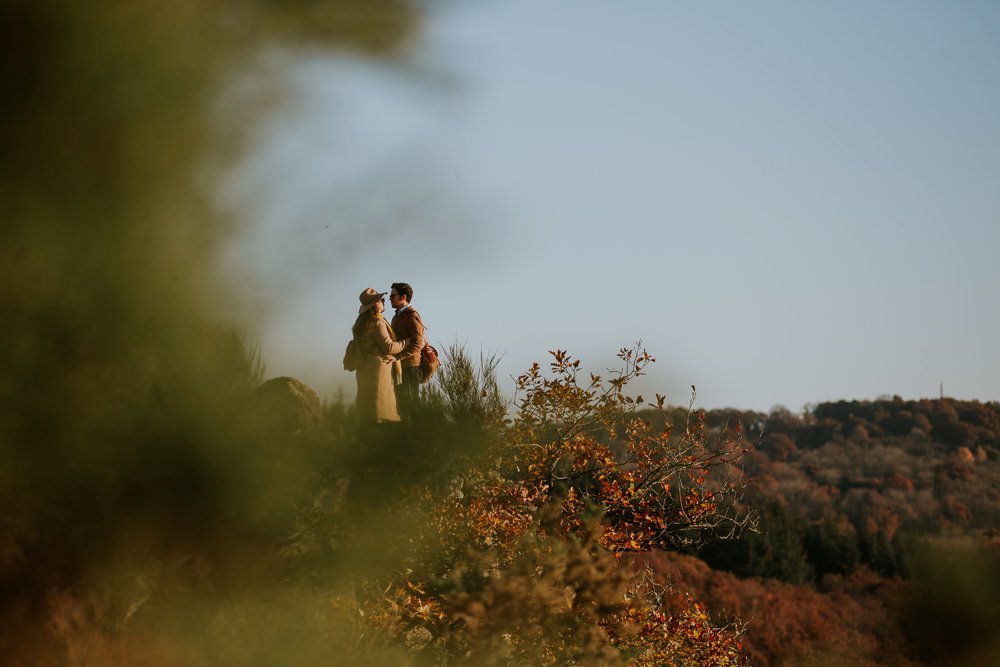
700,499 -> 814,584
804,515 -> 861,577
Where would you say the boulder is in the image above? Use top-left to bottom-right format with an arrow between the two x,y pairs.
247,376 -> 325,438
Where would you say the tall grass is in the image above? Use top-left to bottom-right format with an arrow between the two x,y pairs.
422,342 -> 506,430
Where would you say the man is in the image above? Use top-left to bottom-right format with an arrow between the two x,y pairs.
389,282 -> 425,420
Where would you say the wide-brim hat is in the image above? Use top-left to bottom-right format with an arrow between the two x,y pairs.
358,287 -> 386,313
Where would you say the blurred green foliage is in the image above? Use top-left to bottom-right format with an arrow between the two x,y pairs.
0,0 -> 421,504
903,538 -> 1000,665
0,1 -> 418,664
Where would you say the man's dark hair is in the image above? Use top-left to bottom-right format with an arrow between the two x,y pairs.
391,282 -> 413,302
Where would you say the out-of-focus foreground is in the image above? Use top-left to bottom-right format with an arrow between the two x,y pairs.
0,2 -> 420,664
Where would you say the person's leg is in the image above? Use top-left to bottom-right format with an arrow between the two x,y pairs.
397,366 -> 422,422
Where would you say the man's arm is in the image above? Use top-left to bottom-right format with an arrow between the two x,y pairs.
405,311 -> 425,357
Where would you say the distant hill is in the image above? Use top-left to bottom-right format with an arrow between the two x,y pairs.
661,397 -> 999,579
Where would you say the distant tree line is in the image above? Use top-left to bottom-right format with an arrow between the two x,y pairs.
641,397 -> 1000,584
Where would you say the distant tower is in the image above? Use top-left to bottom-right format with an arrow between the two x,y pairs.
940,382 -> 944,399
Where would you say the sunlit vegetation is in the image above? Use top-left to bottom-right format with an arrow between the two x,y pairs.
293,344 -> 755,665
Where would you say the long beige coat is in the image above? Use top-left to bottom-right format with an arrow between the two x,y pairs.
354,317 -> 407,422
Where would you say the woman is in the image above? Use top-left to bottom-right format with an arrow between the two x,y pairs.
351,287 -> 409,424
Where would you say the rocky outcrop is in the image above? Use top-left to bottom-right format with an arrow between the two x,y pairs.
247,376 -> 326,438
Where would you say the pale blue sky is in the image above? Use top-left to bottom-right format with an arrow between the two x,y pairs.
218,1 -> 1000,411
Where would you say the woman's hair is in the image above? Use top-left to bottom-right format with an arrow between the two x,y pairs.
352,307 -> 379,339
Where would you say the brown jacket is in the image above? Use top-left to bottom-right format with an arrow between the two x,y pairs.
354,317 -> 407,422
391,307 -> 424,368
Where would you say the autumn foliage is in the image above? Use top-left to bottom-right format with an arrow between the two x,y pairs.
346,345 -> 755,664
644,397 -> 1000,665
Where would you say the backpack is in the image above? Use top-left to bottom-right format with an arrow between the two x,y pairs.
342,338 -> 365,372
419,343 -> 440,384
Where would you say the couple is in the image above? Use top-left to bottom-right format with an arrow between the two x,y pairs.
350,282 -> 425,426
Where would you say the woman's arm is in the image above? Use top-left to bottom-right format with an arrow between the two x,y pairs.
372,319 -> 407,356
